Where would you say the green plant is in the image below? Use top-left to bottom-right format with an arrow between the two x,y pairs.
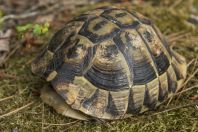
0,10 -> 3,18
0,10 -> 4,29
16,22 -> 50,36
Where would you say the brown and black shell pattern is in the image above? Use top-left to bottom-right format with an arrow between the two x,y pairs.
32,7 -> 187,120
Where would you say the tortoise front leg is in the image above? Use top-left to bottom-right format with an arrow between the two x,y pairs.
170,48 -> 187,91
40,86 -> 90,120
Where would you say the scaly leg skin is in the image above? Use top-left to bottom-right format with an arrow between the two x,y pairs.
171,49 -> 187,91
40,86 -> 90,120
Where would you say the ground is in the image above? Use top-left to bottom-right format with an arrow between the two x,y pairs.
0,0 -> 198,131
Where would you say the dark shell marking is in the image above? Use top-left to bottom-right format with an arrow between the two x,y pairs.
32,7 -> 187,120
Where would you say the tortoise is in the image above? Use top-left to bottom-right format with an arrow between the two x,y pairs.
31,6 -> 187,120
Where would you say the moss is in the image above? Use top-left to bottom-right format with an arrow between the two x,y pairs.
0,0 -> 198,131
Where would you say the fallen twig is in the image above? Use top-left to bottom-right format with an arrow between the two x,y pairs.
42,103 -> 45,132
167,31 -> 187,39
0,95 -> 15,102
167,31 -> 191,44
0,86 -> 28,103
173,84 -> 198,97
187,58 -> 197,67
169,0 -> 182,9
1,41 -> 22,65
0,37 -> 10,39
0,101 -> 35,119
0,11 -> 39,23
152,103 -> 198,116
180,68 -> 198,90
191,58 -> 198,74
0,3 -> 61,23
37,120 -> 79,126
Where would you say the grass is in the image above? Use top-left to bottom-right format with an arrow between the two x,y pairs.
0,1 -> 198,131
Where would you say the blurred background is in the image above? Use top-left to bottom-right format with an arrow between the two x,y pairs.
0,0 -> 197,131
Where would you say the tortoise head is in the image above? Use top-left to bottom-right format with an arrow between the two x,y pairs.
31,48 -> 54,76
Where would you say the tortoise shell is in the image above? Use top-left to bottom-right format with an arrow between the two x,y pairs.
31,7 -> 187,120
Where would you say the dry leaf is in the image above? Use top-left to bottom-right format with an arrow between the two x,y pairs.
35,14 -> 54,23
190,94 -> 198,101
0,29 -> 12,65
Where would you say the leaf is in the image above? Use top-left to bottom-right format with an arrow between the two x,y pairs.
44,22 -> 50,28
41,22 -> 50,34
190,94 -> 198,101
0,10 -> 3,18
17,23 -> 50,37
16,24 -> 33,32
33,24 -> 42,35
41,27 -> 49,34
0,29 -> 12,65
